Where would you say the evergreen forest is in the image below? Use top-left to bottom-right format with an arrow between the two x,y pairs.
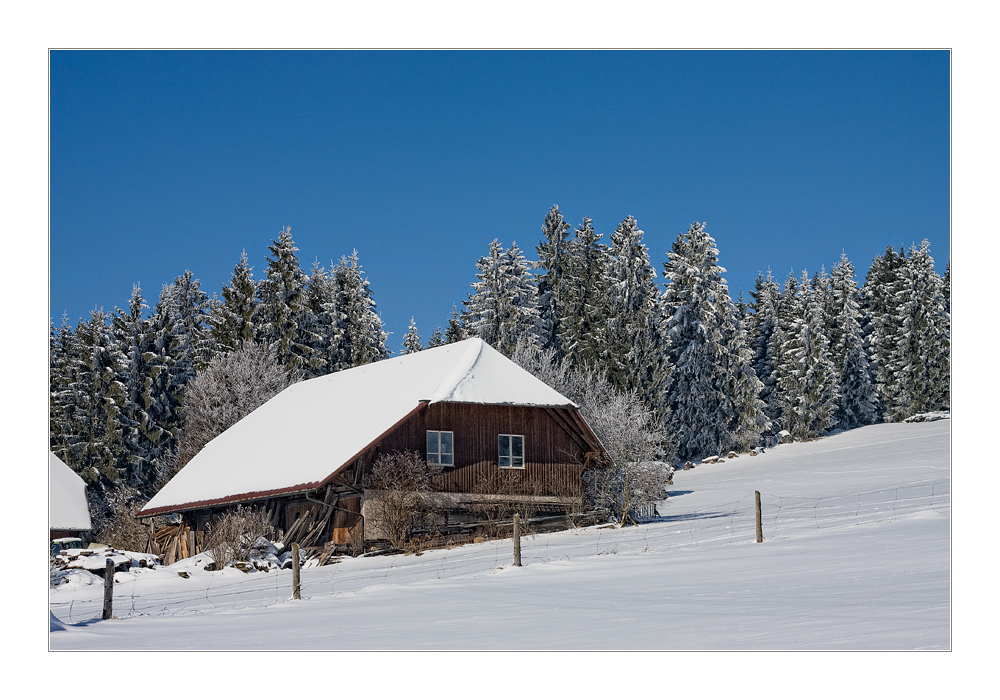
49,209 -> 951,526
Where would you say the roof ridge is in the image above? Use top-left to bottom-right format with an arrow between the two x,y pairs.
425,337 -> 484,403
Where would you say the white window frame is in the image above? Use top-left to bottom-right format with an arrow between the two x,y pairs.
426,430 -> 454,466
498,434 -> 525,469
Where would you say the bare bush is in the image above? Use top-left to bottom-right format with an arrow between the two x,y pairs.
583,387 -> 669,525
176,342 -> 294,471
363,451 -> 443,549
512,339 -> 672,526
204,505 -> 272,569
92,486 -> 151,552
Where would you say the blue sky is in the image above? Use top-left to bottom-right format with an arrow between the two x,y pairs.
49,50 -> 949,349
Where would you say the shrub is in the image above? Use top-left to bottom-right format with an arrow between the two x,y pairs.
92,486 -> 151,552
204,505 -> 272,568
363,451 -> 442,549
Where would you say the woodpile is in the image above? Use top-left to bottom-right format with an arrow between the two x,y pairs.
277,504 -> 334,555
145,522 -> 203,566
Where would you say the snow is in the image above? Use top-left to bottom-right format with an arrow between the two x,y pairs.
138,338 -> 577,516
49,453 -> 91,531
53,420 -> 950,650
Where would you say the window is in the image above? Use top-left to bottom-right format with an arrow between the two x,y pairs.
426,430 -> 454,466
498,434 -> 524,469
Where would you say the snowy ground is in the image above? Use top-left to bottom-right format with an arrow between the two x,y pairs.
49,420 -> 950,651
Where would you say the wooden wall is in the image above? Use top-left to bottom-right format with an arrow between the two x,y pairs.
374,402 -> 585,495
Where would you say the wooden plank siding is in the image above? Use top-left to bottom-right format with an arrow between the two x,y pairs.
373,402 -> 585,496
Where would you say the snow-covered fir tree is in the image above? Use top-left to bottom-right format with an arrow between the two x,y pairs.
112,284 -> 171,493
861,246 -> 906,419
767,271 -> 801,430
602,216 -> 660,391
829,254 -> 878,429
257,227 -> 322,375
559,217 -> 612,369
882,240 -> 950,420
427,327 -> 446,348
49,314 -> 81,467
139,272 -> 216,467
209,250 -> 259,354
661,222 -> 765,459
299,260 -> 340,378
776,271 -> 840,438
330,249 -> 389,369
165,270 -> 215,372
810,266 -> 837,351
402,317 -> 423,354
65,309 -> 129,490
748,270 -> 782,427
942,260 -> 950,317
726,309 -> 770,451
534,204 -> 572,355
444,305 -> 468,344
464,239 -> 541,357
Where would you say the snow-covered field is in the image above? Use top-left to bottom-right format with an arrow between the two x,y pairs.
49,420 -> 950,651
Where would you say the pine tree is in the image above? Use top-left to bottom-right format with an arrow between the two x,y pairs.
942,260 -> 951,317
66,309 -> 129,489
330,249 -> 389,369
769,271 -> 802,432
535,204 -> 572,354
50,314 -> 81,466
444,304 -> 468,344
143,277 -> 206,463
602,216 -> 660,390
560,217 -> 612,369
258,227 -> 320,374
464,239 -> 541,356
498,241 -> 542,355
776,271 -> 840,438
427,327 -> 446,348
861,246 -> 906,419
402,317 -> 423,354
830,254 -> 878,428
112,284 -> 171,493
209,250 -> 259,354
748,271 -> 782,426
661,222 -> 764,459
883,240 -> 950,420
727,309 -> 769,451
300,260 -> 339,377
166,270 -> 215,371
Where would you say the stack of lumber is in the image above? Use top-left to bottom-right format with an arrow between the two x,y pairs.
277,505 -> 334,555
146,523 -> 202,566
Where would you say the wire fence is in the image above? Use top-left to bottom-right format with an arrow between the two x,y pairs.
50,477 -> 950,625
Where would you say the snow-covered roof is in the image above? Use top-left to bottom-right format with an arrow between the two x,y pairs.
50,453 -> 92,531
138,338 -> 579,516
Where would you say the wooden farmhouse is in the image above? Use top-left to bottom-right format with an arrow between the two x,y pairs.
136,338 -> 605,559
50,452 -> 92,542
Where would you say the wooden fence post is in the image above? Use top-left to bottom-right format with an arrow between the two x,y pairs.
513,513 -> 522,567
102,558 -> 114,620
755,491 -> 763,543
292,543 -> 301,599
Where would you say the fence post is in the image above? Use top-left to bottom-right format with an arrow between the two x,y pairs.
292,542 -> 301,599
755,491 -> 764,543
513,513 -> 522,567
102,558 -> 114,620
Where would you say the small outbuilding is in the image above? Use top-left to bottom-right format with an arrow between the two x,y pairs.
49,452 -> 92,542
136,338 -> 604,555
